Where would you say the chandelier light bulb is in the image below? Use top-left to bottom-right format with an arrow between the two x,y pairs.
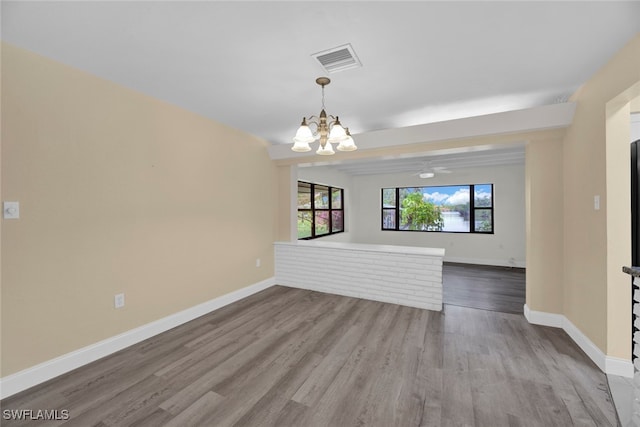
328,117 -> 348,143
337,128 -> 357,152
292,140 -> 312,152
293,118 -> 315,143
316,142 -> 335,156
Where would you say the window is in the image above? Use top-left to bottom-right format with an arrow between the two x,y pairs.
298,181 -> 344,239
381,184 -> 493,233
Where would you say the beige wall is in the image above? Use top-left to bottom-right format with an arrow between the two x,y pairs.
562,34 -> 640,358
606,96 -> 635,359
277,165 -> 294,242
1,43 -> 278,376
525,137 -> 564,314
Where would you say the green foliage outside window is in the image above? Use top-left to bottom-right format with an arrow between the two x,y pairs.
400,192 -> 444,231
297,181 -> 344,239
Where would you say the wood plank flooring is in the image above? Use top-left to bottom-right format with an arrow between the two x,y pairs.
443,262 -> 526,314
1,285 -> 616,427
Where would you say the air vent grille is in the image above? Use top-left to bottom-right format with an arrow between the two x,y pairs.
312,44 -> 362,73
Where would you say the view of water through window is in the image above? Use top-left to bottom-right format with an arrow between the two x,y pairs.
382,184 -> 493,233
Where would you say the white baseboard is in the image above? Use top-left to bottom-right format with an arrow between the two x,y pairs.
523,304 -> 564,327
606,356 -> 635,377
524,304 -> 634,378
445,256 -> 526,268
0,277 -> 276,400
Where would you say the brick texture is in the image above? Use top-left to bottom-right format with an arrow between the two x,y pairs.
274,242 -> 443,311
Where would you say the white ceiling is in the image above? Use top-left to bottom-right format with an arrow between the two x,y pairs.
318,144 -> 526,176
2,1 -> 639,174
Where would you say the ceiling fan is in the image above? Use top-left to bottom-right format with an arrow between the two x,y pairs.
411,162 -> 453,179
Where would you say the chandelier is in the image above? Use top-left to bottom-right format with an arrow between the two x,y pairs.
291,77 -> 357,155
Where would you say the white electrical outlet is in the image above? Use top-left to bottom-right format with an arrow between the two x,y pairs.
256,258 -> 261,268
594,195 -> 600,210
114,293 -> 125,309
3,201 -> 19,219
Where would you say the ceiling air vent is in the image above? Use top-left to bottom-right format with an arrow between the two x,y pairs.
312,43 -> 362,74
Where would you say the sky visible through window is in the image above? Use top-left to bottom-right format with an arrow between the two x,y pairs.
423,184 -> 492,206
422,184 -> 492,232
422,185 -> 470,231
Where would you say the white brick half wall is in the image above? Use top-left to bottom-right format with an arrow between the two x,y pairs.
274,241 -> 444,311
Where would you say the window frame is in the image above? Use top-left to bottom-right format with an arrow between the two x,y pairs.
298,181 -> 345,240
381,184 -> 494,234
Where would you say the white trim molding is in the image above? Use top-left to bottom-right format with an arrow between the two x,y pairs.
0,277 -> 276,400
524,304 -> 634,378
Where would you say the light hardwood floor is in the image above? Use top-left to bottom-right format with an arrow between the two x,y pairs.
2,285 -> 617,426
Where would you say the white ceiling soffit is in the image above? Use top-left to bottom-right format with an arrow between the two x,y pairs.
312,44 -> 362,74
268,102 -> 575,160
324,146 -> 526,176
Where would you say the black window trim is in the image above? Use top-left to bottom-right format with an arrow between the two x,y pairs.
298,180 -> 345,240
381,184 -> 494,234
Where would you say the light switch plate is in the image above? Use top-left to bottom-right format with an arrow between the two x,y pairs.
114,293 -> 125,309
3,201 -> 19,219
